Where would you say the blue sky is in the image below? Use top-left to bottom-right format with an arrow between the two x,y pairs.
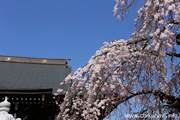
0,0 -> 142,72
0,1 -> 143,119
1,1 -> 180,119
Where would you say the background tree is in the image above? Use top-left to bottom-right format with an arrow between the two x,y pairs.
56,0 -> 180,119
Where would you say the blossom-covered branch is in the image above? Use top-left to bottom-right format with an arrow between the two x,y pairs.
55,0 -> 180,119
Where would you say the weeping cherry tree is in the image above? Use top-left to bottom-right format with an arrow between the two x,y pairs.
55,0 -> 180,119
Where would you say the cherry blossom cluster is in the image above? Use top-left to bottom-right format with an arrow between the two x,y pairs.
56,39 -> 178,119
55,0 -> 180,119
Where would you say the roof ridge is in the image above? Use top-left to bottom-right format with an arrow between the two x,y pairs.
0,55 -> 70,65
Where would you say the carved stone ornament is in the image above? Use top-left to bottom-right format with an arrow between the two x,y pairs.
0,97 -> 21,120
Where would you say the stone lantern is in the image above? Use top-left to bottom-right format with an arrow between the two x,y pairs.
0,97 -> 21,120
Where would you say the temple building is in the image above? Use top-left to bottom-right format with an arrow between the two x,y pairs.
0,55 -> 71,120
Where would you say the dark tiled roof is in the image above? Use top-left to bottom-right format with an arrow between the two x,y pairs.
0,56 -> 71,94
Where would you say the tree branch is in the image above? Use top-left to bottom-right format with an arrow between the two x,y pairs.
166,53 -> 180,58
100,89 -> 180,119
